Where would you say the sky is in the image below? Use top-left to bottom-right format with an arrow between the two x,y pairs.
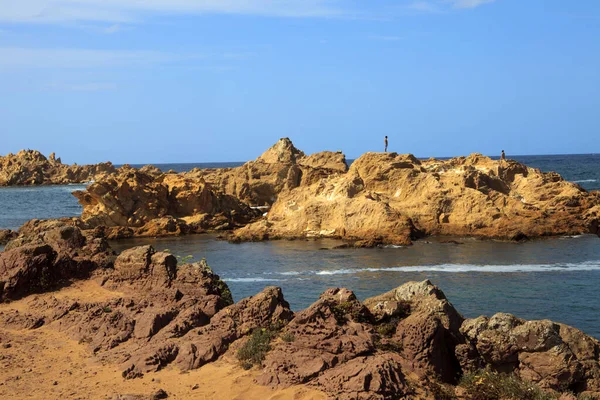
0,0 -> 599,164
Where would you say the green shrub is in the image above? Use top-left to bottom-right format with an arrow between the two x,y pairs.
237,327 -> 277,368
177,254 -> 194,265
429,381 -> 457,400
280,332 -> 295,343
459,369 -> 557,400
375,339 -> 403,353
376,320 -> 398,337
331,301 -> 369,324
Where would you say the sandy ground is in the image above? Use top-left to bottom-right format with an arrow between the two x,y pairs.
0,282 -> 328,400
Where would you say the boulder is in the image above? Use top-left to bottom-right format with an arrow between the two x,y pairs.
365,280 -> 465,383
123,286 -> 292,377
257,288 -> 376,388
0,223 -> 115,301
0,229 -> 17,246
0,244 -> 57,301
460,312 -> 600,392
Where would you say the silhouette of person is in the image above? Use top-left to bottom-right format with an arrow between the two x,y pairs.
384,136 -> 388,152
501,150 -> 506,162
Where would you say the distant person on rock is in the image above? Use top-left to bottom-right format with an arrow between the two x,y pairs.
501,150 -> 506,163
384,136 -> 388,152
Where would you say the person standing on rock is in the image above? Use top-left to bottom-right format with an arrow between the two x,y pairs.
384,136 -> 388,152
501,150 -> 506,163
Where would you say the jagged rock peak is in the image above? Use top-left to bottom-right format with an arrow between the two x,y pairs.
256,138 -> 306,164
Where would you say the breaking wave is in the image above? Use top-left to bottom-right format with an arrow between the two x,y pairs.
572,179 -> 597,183
292,261 -> 600,275
224,277 -> 285,283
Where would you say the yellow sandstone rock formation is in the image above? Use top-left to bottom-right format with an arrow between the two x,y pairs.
234,151 -> 600,245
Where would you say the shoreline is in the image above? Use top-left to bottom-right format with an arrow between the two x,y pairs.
0,217 -> 599,398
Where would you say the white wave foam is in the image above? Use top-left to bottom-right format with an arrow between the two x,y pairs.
224,277 -> 284,283
572,179 -> 597,183
310,261 -> 600,275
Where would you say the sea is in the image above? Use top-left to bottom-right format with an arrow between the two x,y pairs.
0,154 -> 599,338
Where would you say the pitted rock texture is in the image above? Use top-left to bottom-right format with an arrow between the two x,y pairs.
1,226 -> 599,400
0,221 -> 114,301
73,168 -> 259,235
0,229 -> 17,245
0,149 -> 115,186
185,138 -> 349,207
234,151 -> 600,245
460,313 -> 600,393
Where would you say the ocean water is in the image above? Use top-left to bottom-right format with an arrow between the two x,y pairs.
109,234 -> 600,339
0,184 -> 88,231
0,154 -> 599,338
512,154 -> 600,192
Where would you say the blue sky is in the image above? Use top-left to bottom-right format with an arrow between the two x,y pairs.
0,0 -> 599,163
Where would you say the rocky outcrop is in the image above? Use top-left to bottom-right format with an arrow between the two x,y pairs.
73,168 -> 260,235
0,229 -> 17,245
70,139 -> 348,239
0,220 -> 114,301
254,281 -> 468,399
234,152 -> 600,246
1,228 -> 599,400
459,313 -> 600,394
0,149 -> 116,186
188,138 -> 348,206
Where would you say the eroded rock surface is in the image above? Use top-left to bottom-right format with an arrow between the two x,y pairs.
0,220 -> 114,301
460,313 -> 600,393
235,152 -> 600,245
0,229 -> 17,245
0,149 -> 115,186
2,189 -> 600,399
73,168 -> 259,236
1,230 -> 599,400
185,138 -> 348,206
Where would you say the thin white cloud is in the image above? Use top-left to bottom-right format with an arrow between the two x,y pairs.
0,0 -> 343,23
0,47 -> 192,68
104,24 -> 121,34
45,81 -> 118,91
407,2 -> 442,14
0,47 -> 253,71
407,0 -> 496,13
450,0 -> 496,9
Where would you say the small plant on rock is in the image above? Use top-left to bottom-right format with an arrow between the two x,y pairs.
177,254 -> 194,266
429,381 -> 457,400
459,369 -> 556,400
237,327 -> 277,370
376,319 -> 398,337
331,301 -> 370,324
280,332 -> 295,343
